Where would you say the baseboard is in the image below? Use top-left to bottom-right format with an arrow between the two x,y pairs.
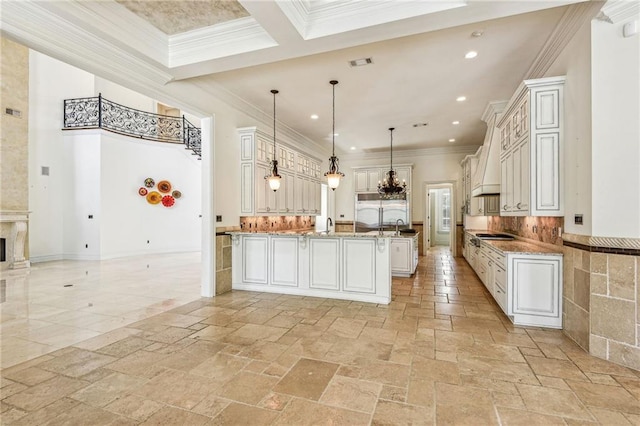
29,254 -> 64,263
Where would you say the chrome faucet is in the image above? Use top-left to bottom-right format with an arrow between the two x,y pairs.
326,217 -> 333,233
395,219 -> 405,236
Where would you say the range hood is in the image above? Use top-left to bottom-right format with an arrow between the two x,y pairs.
471,101 -> 508,197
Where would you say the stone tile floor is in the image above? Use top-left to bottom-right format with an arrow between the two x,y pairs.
1,247 -> 639,425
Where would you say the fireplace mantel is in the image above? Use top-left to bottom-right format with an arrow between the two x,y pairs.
0,210 -> 30,270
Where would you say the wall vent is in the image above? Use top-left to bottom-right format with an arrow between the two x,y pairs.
349,57 -> 373,67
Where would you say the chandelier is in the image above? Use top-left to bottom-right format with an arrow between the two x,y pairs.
265,89 -> 281,192
324,80 -> 344,190
378,127 -> 407,199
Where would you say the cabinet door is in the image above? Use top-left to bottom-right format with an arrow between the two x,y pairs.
534,133 -> 560,213
395,167 -> 411,190
255,163 -> 269,214
308,180 -> 320,215
270,237 -> 298,287
501,155 -> 514,214
367,170 -> 380,191
517,139 -> 530,213
294,174 -> 306,214
343,239 -> 376,293
240,163 -> 254,215
309,238 -> 340,290
278,172 -> 295,214
354,171 -> 369,192
511,257 -> 560,319
391,239 -> 411,273
242,236 -> 269,284
485,195 -> 500,216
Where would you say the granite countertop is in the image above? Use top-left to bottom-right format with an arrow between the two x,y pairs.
227,230 -> 419,238
466,230 -> 563,255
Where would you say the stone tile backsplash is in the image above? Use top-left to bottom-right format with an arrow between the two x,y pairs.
240,216 -> 315,232
488,216 -> 563,246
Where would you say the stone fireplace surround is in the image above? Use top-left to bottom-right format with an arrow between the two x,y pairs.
0,210 -> 30,270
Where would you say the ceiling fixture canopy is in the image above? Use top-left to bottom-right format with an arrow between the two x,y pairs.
265,89 -> 281,192
324,80 -> 344,191
378,127 -> 407,199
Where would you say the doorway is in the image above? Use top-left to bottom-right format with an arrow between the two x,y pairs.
424,182 -> 456,256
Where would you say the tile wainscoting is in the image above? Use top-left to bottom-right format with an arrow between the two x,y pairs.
562,233 -> 640,371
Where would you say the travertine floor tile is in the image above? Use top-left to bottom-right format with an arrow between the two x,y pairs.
3,249 -> 639,425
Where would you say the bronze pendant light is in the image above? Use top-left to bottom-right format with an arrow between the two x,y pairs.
378,127 -> 407,199
324,80 -> 344,190
265,89 -> 281,192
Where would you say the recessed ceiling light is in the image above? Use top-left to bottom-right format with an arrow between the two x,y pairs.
456,96 -> 466,102
350,146 -> 356,150
349,57 -> 373,67
452,121 -> 460,125
471,30 -> 483,38
310,114 -> 319,120
449,138 -> 456,143
465,51 -> 478,59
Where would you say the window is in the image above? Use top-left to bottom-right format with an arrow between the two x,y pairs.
440,191 -> 451,232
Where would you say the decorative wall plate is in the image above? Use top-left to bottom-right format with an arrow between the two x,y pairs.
161,195 -> 175,207
138,187 -> 148,196
172,190 -> 182,199
146,191 -> 162,204
157,180 -> 172,193
144,178 -> 155,188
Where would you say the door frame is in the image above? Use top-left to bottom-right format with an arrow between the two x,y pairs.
423,181 -> 457,256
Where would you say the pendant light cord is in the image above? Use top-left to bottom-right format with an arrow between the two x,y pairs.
271,89 -> 278,157
331,81 -> 336,156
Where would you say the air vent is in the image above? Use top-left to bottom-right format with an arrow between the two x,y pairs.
349,57 -> 373,67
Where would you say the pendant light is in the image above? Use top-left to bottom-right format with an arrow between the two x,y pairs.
378,127 -> 407,199
265,89 -> 281,192
324,80 -> 344,190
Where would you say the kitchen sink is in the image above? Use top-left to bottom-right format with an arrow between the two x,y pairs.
475,233 -> 514,240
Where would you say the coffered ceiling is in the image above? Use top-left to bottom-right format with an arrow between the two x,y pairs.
0,0 -> 601,155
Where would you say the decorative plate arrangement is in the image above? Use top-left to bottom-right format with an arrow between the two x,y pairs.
157,180 -> 172,193
139,178 -> 181,208
146,191 -> 162,205
161,195 -> 175,207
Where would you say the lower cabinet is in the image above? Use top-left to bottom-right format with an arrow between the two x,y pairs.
390,235 -> 418,277
464,232 -> 563,328
232,234 -> 391,304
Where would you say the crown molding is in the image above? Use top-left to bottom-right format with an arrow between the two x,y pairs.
342,145 -> 478,162
600,0 -> 639,23
191,80 -> 329,158
481,101 -> 509,124
525,1 -> 604,79
169,17 -> 278,67
0,1 -> 174,87
277,0 -> 466,40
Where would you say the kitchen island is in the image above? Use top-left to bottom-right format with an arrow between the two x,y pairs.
228,231 -> 399,304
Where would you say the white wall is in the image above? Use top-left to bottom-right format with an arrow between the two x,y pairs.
29,51 -> 95,261
590,16 -> 640,238
545,18 -> 593,236
99,133 -> 202,258
334,150 -> 472,225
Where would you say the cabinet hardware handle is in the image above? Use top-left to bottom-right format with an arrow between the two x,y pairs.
266,207 -> 270,212
489,261 -> 493,266
516,202 -> 522,209
503,205 -> 508,210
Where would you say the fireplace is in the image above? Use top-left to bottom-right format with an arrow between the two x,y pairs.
0,211 -> 30,270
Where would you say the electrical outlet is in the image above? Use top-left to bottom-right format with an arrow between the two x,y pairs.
85,244 -> 88,248
88,214 -> 93,219
340,214 -> 345,218
575,214 -> 583,225
216,215 -> 222,222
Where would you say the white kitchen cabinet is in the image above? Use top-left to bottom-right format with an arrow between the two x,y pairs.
238,127 -> 322,216
390,235 -> 418,277
510,255 -> 562,328
231,233 -> 392,304
464,232 -> 562,328
461,152 -> 485,216
309,238 -> 341,290
498,76 -> 564,216
270,237 -> 298,287
242,235 -> 269,284
353,165 -> 412,194
343,239 -> 376,293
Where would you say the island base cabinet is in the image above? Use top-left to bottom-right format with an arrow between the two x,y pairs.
509,256 -> 562,328
231,234 -> 391,304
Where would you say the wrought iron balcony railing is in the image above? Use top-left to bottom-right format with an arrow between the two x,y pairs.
63,94 -> 201,159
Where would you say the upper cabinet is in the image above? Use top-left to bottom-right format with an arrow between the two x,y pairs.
471,101 -> 508,197
353,166 -> 412,194
238,127 -> 322,216
498,76 -> 565,217
461,151 -> 499,216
